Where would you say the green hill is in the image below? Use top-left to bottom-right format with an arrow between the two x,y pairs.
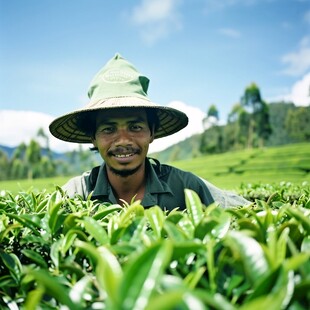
167,142 -> 310,189
151,134 -> 202,162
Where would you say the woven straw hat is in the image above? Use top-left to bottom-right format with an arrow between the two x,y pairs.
49,54 -> 188,143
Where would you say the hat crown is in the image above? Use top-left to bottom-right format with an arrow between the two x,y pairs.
88,54 -> 150,102
49,53 -> 189,143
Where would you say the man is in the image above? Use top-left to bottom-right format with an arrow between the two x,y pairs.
49,54 -> 250,210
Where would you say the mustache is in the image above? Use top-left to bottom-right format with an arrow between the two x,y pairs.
108,146 -> 141,156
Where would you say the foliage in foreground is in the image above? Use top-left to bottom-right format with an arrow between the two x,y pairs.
0,184 -> 309,309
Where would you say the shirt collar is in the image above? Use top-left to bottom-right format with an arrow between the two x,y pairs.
91,164 -> 118,203
91,158 -> 173,206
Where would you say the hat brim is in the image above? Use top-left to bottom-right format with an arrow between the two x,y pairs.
49,97 -> 189,143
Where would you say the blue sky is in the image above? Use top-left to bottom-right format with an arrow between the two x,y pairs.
0,0 -> 309,152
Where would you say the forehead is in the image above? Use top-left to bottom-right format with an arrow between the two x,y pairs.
96,108 -> 148,124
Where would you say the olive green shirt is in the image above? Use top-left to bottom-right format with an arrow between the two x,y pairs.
62,158 -> 250,210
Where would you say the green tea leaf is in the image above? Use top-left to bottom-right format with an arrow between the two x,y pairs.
69,275 -> 93,304
171,240 -> 204,260
301,235 -> 310,253
225,231 -> 269,286
284,252 -> 310,271
145,206 -> 165,239
92,204 -> 123,220
79,216 -> 109,245
285,207 -> 310,234
50,239 -> 62,270
240,268 -> 294,310
145,289 -> 188,310
185,189 -> 204,227
183,266 -> 206,289
75,240 -> 123,306
21,249 -> 48,268
163,220 -> 187,242
0,251 -> 22,282
193,289 -> 236,310
28,269 -> 79,309
96,246 -> 123,305
24,286 -> 45,310
119,202 -> 144,227
6,214 -> 42,235
48,202 -> 63,234
119,241 -> 172,310
129,217 -> 148,244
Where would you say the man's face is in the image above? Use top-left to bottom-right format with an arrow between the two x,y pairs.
92,108 -> 154,176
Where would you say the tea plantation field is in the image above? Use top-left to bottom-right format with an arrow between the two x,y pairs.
0,143 -> 309,309
0,183 -> 309,309
0,143 -> 309,193
170,142 -> 310,189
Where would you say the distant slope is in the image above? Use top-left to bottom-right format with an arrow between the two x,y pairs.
150,134 -> 202,162
0,144 -> 67,160
168,143 -> 310,189
0,145 -> 16,158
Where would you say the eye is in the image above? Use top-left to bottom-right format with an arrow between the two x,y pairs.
97,125 -> 115,134
130,123 -> 144,132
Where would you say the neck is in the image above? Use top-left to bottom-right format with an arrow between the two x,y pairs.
106,163 -> 146,205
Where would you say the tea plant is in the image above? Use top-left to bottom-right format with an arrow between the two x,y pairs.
0,184 -> 309,309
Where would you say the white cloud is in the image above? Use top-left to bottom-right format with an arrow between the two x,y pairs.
149,101 -> 206,153
281,36 -> 310,76
267,72 -> 310,106
130,0 -> 182,45
218,28 -> 241,38
0,110 -> 79,153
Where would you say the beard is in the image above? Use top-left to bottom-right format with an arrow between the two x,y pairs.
108,163 -> 142,177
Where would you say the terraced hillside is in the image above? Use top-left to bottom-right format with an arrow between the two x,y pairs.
169,143 -> 310,189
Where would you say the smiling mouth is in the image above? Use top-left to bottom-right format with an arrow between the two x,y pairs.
114,153 -> 135,158
109,147 -> 140,158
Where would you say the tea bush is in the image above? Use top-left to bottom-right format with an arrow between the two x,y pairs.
0,184 -> 309,309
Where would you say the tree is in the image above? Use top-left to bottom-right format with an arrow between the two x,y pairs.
285,106 -> 310,142
228,103 -> 243,123
11,143 -> 27,161
200,125 -> 224,154
10,159 -> 27,180
0,150 -> 9,180
203,104 -> 219,130
37,127 -> 53,160
241,83 -> 272,147
40,156 -> 56,178
37,128 -> 49,149
25,139 -> 42,179
207,104 -> 219,119
266,102 -> 295,146
9,143 -> 27,179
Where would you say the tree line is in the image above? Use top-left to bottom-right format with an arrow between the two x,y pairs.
200,83 -> 309,154
0,133 -> 100,181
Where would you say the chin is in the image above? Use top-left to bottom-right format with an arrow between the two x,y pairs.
109,165 -> 142,177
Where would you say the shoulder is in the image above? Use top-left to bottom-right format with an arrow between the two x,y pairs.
62,167 -> 99,198
159,162 -> 205,185
199,177 -> 251,208
149,158 -> 250,208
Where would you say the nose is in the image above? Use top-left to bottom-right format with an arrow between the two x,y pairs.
115,128 -> 132,146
